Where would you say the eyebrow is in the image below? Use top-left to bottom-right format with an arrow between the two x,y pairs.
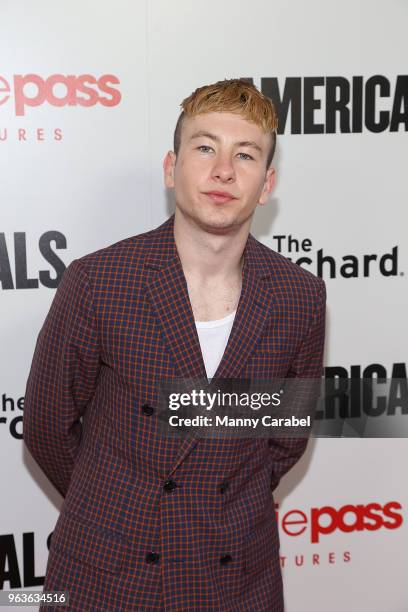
189,130 -> 263,154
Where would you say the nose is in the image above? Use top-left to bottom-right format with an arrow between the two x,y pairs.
211,154 -> 235,183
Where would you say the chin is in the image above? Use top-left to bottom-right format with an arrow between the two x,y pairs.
177,202 -> 247,233
195,213 -> 242,234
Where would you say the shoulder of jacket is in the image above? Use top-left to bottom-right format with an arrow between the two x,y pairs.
254,237 -> 325,294
73,230 -> 151,271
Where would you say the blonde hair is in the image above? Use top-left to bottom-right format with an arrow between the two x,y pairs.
174,78 -> 278,166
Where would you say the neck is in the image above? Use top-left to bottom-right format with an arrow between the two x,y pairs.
173,208 -> 249,283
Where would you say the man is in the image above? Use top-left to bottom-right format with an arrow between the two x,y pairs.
24,79 -> 326,611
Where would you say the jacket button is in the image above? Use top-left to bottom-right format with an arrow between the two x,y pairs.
163,478 -> 177,492
220,554 -> 232,565
145,552 -> 160,564
219,482 -> 229,494
142,403 -> 154,415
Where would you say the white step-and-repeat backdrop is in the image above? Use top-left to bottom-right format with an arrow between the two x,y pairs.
1,1 -> 407,610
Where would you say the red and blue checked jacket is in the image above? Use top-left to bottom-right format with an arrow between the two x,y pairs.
24,214 -> 326,611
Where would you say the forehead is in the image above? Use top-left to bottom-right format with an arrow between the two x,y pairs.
180,111 -> 270,148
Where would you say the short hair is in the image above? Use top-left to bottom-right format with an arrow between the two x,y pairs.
173,78 -> 278,168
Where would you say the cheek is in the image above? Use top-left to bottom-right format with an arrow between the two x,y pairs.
177,161 -> 208,189
175,163 -> 191,188
241,172 -> 267,198
174,168 -> 201,202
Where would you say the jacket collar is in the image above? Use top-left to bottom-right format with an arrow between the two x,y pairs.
144,213 -> 273,280
143,213 -> 275,379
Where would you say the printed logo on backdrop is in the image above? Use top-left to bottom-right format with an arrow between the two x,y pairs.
270,234 -> 402,279
0,531 -> 52,589
320,363 -> 407,422
276,499 -> 403,569
277,366 -> 405,569
0,73 -> 121,142
1,394 -> 24,439
244,75 -> 408,133
0,231 -> 67,290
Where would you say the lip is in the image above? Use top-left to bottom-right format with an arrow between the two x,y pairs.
203,191 -> 237,203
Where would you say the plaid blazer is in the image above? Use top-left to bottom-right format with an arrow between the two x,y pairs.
24,213 -> 326,611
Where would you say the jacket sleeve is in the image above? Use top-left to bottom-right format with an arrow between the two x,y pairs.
23,259 -> 101,497
269,278 -> 326,491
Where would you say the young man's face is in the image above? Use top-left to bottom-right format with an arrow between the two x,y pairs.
163,112 -> 276,234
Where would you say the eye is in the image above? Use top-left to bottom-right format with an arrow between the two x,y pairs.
237,152 -> 254,161
197,145 -> 214,153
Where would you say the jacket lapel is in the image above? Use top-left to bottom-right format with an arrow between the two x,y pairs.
145,256 -> 208,380
211,262 -> 275,379
144,214 -> 275,473
144,216 -> 207,380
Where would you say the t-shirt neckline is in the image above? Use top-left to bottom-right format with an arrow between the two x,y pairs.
195,309 -> 237,329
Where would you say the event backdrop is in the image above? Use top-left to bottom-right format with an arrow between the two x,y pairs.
1,1 -> 407,610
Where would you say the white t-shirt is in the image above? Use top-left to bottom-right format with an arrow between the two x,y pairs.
195,310 -> 237,380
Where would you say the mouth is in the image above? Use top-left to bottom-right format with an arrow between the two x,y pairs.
203,191 -> 237,204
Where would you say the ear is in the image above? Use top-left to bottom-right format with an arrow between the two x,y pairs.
258,166 -> 276,206
163,151 -> 176,189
